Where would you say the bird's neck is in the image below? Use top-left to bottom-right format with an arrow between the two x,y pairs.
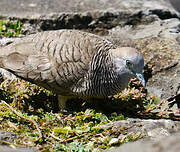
86,52 -> 122,96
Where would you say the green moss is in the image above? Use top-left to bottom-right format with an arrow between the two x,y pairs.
0,78 -> 179,151
0,19 -> 24,37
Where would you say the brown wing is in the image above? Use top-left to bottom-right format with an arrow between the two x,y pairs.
0,30 -> 113,95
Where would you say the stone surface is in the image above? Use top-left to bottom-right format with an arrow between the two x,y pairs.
169,0 -> 180,12
105,119 -> 180,152
103,119 -> 180,141
0,0 -> 179,34
0,131 -> 35,152
0,146 -> 35,152
108,133 -> 180,152
0,0 -> 178,18
107,132 -> 180,152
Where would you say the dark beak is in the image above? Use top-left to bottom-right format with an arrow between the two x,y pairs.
135,72 -> 146,87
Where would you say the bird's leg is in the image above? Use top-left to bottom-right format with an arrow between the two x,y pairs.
86,97 -> 104,108
57,95 -> 71,111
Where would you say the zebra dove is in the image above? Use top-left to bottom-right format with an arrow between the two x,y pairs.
0,30 -> 145,110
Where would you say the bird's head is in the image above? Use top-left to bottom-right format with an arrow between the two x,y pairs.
110,47 -> 145,87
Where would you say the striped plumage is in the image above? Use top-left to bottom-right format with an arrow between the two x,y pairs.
0,30 -> 145,110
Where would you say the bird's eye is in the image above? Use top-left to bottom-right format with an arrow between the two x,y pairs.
126,60 -> 133,69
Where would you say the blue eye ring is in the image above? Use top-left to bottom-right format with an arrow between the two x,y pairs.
126,60 -> 134,69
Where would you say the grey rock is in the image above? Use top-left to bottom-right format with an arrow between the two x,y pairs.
110,18 -> 180,40
0,146 -> 35,152
0,0 -> 178,18
103,119 -> 180,140
107,132 -> 180,152
0,131 -> 17,143
104,119 -> 180,151
0,131 -> 35,152
169,0 -> 180,12
0,0 -> 179,34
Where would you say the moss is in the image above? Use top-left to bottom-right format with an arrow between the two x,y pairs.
0,77 -> 179,151
0,19 -> 24,37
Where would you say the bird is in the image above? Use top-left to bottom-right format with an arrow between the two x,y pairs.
0,30 -> 145,110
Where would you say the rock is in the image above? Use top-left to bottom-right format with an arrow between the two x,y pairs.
0,131 -> 17,143
0,146 -> 35,152
0,0 -> 179,34
104,119 -> 180,152
0,131 -> 35,152
0,0 -> 178,18
107,132 -> 180,152
109,138 -> 119,145
102,119 -> 180,141
169,0 -> 180,12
